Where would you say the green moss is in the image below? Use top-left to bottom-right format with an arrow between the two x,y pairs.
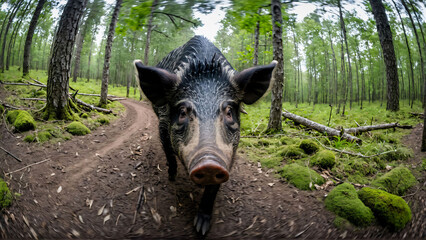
35,90 -> 46,97
0,178 -> 13,209
333,216 -> 352,229
13,110 -> 36,132
279,145 -> 305,158
66,121 -> 91,136
97,116 -> 110,125
422,158 -> 426,171
358,187 -> 411,231
299,139 -> 320,154
381,147 -> 413,161
0,104 -> 4,114
6,110 -> 20,124
37,131 -> 52,142
325,183 -> 374,227
81,112 -> 89,119
280,163 -> 325,190
24,134 -> 35,142
371,167 -> 416,196
312,150 -> 336,169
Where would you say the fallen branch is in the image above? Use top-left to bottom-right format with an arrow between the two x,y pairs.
20,98 -> 46,101
74,92 -> 120,98
410,112 -> 424,118
0,100 -> 22,110
1,82 -> 46,88
344,122 -> 412,134
282,111 -> 362,144
29,77 -> 45,86
310,136 -> 397,158
71,96 -> 112,114
0,146 -> 22,162
5,158 -> 51,175
133,184 -> 145,224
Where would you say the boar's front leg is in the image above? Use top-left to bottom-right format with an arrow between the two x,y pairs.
194,184 -> 220,235
156,107 -> 177,181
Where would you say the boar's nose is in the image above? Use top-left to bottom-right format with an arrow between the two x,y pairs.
190,159 -> 229,185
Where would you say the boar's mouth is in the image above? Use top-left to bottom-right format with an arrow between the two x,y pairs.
189,153 -> 229,185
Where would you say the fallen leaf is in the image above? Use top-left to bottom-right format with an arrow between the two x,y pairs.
71,229 -> 80,237
22,215 -> 29,227
98,204 -> 106,216
157,164 -> 162,171
57,186 -> 62,193
110,200 -> 114,208
189,193 -> 193,201
150,208 -> 161,225
103,215 -> 110,225
78,215 -> 84,223
268,183 -> 275,187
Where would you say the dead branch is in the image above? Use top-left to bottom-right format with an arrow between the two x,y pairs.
0,100 -> 22,110
410,112 -> 424,118
282,111 -> 362,144
29,77 -> 45,86
5,158 -> 51,175
71,96 -> 112,114
344,122 -> 412,134
310,137 -> 397,158
20,98 -> 46,101
74,92 -> 119,98
0,146 -> 22,162
1,82 -> 46,88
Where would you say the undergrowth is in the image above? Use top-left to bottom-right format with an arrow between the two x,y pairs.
239,100 -> 422,187
0,66 -> 126,144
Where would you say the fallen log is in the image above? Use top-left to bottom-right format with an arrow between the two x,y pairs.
344,123 -> 412,134
410,112 -> 424,118
75,92 -> 120,98
282,111 -> 362,144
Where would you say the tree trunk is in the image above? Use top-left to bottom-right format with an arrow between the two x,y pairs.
253,8 -> 261,66
369,0 -> 399,111
23,0 -> 47,76
44,0 -> 88,120
401,0 -> 425,109
338,0 -> 352,112
143,0 -> 158,65
0,0 -> 23,72
267,0 -> 284,132
6,0 -> 31,71
72,28 -> 84,82
99,0 -> 122,107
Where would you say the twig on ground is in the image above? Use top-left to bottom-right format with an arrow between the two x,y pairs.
133,184 -> 145,224
0,146 -> 22,162
5,158 -> 51,175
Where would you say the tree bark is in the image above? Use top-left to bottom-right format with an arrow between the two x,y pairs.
369,0 -> 399,111
253,8 -> 261,66
267,0 -> 284,132
99,0 -> 122,107
338,0 -> 352,112
23,0 -> 47,76
344,123 -> 411,134
44,0 -> 88,120
144,0 -> 158,65
282,111 -> 362,144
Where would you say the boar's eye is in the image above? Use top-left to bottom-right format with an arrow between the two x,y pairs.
178,106 -> 188,124
225,106 -> 233,123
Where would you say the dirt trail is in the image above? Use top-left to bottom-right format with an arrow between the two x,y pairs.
0,99 -> 424,239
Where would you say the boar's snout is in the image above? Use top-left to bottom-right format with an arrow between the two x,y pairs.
190,155 -> 229,185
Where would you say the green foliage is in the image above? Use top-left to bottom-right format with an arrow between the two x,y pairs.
299,139 -> 320,154
380,147 -> 413,161
66,121 -> 91,136
280,163 -> 324,190
325,183 -> 374,227
0,178 -> 13,209
312,150 -> 336,169
422,158 -> 426,171
81,113 -> 89,119
371,167 -> 416,196
358,187 -> 411,231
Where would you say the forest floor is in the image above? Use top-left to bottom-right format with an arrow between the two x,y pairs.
0,98 -> 425,239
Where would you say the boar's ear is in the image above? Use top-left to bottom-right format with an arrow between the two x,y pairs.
232,60 -> 277,104
134,60 -> 179,106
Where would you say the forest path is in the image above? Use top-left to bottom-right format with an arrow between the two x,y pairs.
0,99 -> 424,239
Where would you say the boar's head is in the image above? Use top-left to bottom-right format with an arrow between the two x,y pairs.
135,58 -> 276,185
